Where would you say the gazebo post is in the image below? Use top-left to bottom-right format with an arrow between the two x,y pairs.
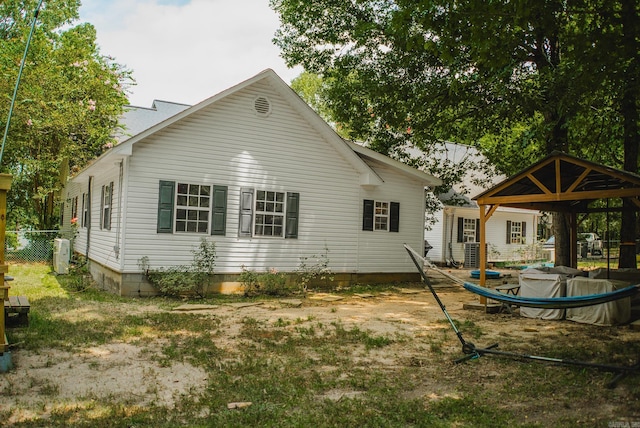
0,174 -> 12,367
479,204 -> 487,304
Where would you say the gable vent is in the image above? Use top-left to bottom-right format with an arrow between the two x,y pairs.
254,96 -> 272,116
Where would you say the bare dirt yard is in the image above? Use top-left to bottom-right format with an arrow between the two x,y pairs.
1,267 -> 639,427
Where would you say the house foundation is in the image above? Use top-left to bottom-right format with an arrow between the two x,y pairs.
87,260 -> 421,297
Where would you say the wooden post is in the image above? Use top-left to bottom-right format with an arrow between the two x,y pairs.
0,174 -> 12,353
479,204 -> 487,305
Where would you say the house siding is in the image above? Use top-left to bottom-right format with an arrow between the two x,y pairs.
440,207 -> 539,265
424,205 -> 446,262
65,72 -> 434,294
119,81 -> 371,275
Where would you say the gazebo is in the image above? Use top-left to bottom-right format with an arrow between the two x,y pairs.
472,151 -> 640,287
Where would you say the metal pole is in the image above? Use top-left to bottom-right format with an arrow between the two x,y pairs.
0,0 -> 45,166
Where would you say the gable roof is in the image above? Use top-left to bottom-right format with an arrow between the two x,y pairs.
75,69 -> 440,187
115,100 -> 190,143
473,151 -> 640,212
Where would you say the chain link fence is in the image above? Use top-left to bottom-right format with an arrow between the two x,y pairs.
5,230 -> 59,263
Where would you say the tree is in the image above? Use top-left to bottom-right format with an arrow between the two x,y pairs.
0,0 -> 132,230
272,0 -> 639,267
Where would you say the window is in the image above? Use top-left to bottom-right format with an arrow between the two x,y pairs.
176,183 -> 210,233
374,201 -> 389,231
506,220 -> 526,244
463,218 -> 477,243
238,188 -> 299,238
362,200 -> 400,232
81,193 -> 89,228
157,181 -> 228,235
457,217 -> 479,243
101,182 -> 113,230
70,196 -> 78,222
254,190 -> 285,237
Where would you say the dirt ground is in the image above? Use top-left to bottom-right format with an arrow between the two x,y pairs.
1,267 -> 639,426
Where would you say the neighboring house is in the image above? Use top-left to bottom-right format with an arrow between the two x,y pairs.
62,69 -> 441,296
114,100 -> 191,143
419,143 -> 541,266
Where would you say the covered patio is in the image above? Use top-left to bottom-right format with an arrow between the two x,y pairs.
473,151 -> 640,286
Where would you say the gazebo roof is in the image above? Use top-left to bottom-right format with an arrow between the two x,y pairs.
473,151 -> 640,212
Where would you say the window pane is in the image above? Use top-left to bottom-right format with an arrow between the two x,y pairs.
187,222 -> 197,232
198,222 -> 208,233
178,183 -> 188,194
176,221 -> 186,232
176,209 -> 186,220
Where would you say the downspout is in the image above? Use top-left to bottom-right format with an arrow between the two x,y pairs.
114,160 -> 123,259
85,176 -> 93,258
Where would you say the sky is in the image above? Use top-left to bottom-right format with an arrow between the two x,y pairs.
78,0 -> 302,107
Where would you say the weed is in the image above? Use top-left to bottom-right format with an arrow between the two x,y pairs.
295,246 -> 334,291
139,238 -> 216,297
240,266 -> 290,296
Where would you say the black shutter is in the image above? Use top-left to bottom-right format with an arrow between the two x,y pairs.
506,220 -> 512,244
238,188 -> 254,237
522,221 -> 527,238
390,202 -> 400,232
285,192 -> 300,238
157,181 -> 175,233
475,219 -> 480,242
211,185 -> 228,236
99,186 -> 104,230
106,182 -> 113,230
457,217 -> 464,243
362,199 -> 374,231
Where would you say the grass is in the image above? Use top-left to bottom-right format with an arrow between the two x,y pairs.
1,263 -> 639,427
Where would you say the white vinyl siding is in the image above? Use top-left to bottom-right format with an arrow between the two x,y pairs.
73,78 -> 428,276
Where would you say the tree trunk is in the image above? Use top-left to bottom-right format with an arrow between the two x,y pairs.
619,0 -> 639,269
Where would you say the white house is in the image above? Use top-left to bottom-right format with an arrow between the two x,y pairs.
62,69 -> 441,296
420,143 -> 541,266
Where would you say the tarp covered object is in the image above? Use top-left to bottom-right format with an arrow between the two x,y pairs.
519,273 -> 566,320
566,278 -> 631,326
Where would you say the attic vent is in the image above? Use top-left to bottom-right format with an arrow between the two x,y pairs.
254,96 -> 272,116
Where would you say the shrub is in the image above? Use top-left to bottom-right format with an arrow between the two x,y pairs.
138,238 -> 216,297
295,246 -> 334,291
240,266 -> 289,296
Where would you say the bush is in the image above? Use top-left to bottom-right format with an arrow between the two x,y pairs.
240,266 -> 289,296
295,246 -> 333,291
139,238 -> 216,297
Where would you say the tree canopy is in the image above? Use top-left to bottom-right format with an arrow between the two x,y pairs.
1,0 -> 132,229
272,0 -> 640,266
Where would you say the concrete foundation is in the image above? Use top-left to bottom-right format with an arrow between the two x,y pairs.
87,259 -> 422,297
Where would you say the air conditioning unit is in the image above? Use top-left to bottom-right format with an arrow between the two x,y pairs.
53,238 -> 70,275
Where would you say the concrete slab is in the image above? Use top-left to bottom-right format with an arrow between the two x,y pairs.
463,301 -> 502,314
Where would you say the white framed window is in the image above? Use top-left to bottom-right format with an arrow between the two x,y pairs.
463,218 -> 476,243
509,221 -> 523,244
82,193 -> 89,228
70,196 -> 78,223
374,201 -> 389,231
101,182 -> 113,230
175,183 -> 210,233
254,190 -> 285,237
